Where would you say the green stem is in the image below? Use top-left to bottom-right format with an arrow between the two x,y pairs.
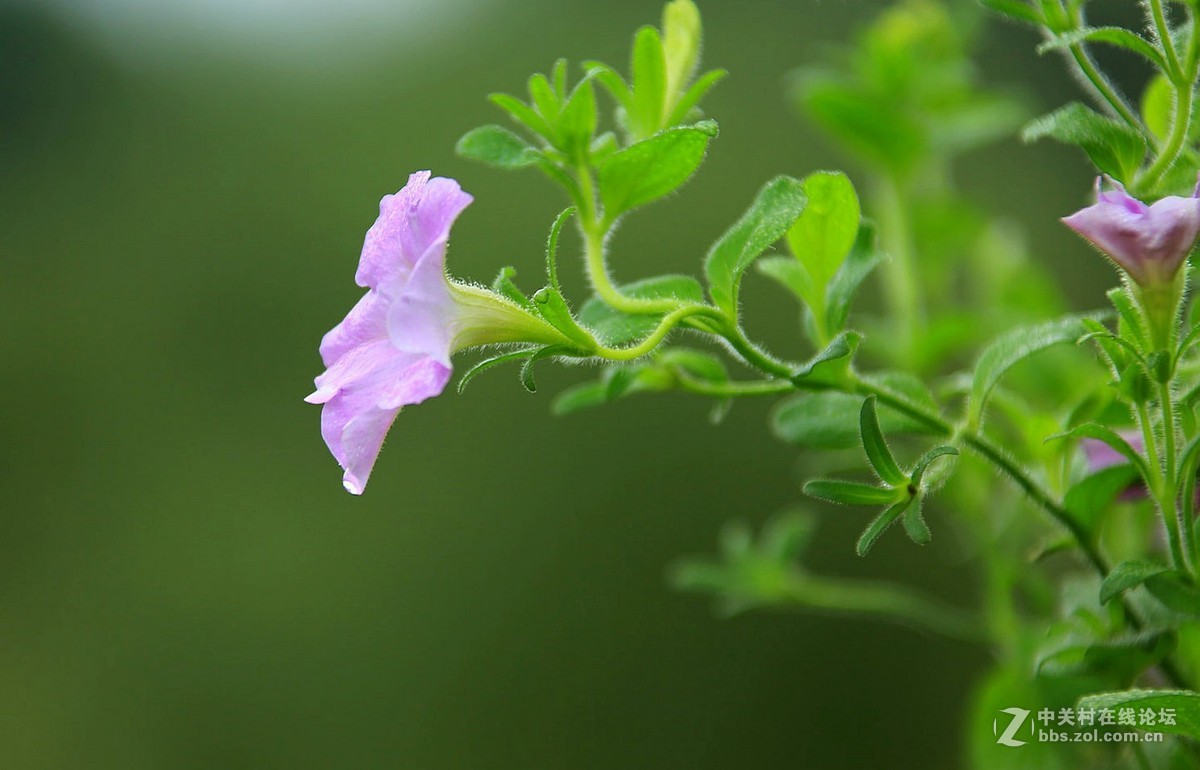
673,373 -> 793,398
1149,0 -> 1184,81
873,176 -> 921,359
1060,3 -> 1145,134
781,573 -> 985,643
1138,4 -> 1199,192
593,304 -> 723,361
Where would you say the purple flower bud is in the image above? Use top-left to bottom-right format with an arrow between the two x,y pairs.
1061,176 -> 1200,286
306,172 -> 569,494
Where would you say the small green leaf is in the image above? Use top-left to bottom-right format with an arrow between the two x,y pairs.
489,92 -> 554,141
902,500 -> 931,546
455,125 -> 540,169
527,73 -> 560,125
1107,286 -> 1149,348
804,479 -> 900,507
531,288 -> 597,350
519,345 -> 574,393
630,25 -> 668,139
559,78 -> 598,157
969,314 -> 1090,425
544,207 -> 576,292
797,77 -> 925,174
860,396 -> 906,486
1022,103 -> 1146,182
979,0 -> 1042,25
1142,74 -> 1172,142
792,331 -> 860,384
756,255 -> 811,302
552,380 -> 609,415
583,61 -> 632,113
1046,423 -> 1152,481
856,499 -> 913,556
1037,27 -> 1167,72
491,266 -> 535,310
786,170 -> 861,287
909,446 -> 959,488
1100,559 -> 1171,604
1145,572 -> 1200,617
667,68 -> 727,126
1064,464 -> 1140,534
704,176 -> 807,318
1076,690 -> 1200,740
825,222 -> 884,333
661,0 -> 701,106
457,348 -> 537,394
597,122 -> 716,219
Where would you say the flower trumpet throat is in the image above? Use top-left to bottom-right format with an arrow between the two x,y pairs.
306,171 -> 575,495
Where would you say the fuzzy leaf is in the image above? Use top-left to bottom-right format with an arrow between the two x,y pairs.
456,125 -> 540,169
704,176 -> 807,318
597,121 -> 717,219
1022,103 -> 1146,182
969,314 -> 1090,425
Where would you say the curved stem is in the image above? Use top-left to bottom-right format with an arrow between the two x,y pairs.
1058,3 -> 1145,134
674,372 -> 793,398
593,304 -> 724,361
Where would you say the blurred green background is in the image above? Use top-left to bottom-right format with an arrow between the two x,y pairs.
0,0 -> 1136,767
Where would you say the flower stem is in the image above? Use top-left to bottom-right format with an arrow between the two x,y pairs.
1060,2 -> 1145,134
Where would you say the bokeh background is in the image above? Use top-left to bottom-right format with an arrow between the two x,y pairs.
0,0 -> 1142,767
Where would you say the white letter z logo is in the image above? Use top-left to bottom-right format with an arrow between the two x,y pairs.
994,707 -> 1030,747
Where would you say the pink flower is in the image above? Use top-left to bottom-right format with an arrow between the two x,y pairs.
1062,176 -> 1200,286
306,171 -> 571,494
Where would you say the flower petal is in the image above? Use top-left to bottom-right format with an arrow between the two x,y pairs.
355,172 -> 474,293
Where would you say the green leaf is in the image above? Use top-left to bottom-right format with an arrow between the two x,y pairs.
491,266 -> 535,310
658,348 -> 727,384
489,92 -> 554,141
527,73 -> 560,126
1047,423 -> 1152,481
1100,559 -> 1171,604
860,396 -> 906,486
667,68 -> 727,126
825,222 -> 884,333
559,78 -> 598,157
579,275 -> 704,345
1064,464 -> 1141,535
1022,103 -> 1147,182
583,61 -> 632,113
792,330 -> 859,384
531,288 -> 597,350
630,25 -> 667,138
804,479 -> 900,507
771,378 -> 935,450
597,122 -> 717,219
902,500 -> 931,546
455,125 -> 540,169
756,255 -> 811,303
1145,572 -> 1200,617
661,0 -> 701,105
1142,74 -> 1172,143
856,499 -> 913,556
786,171 -> 861,287
910,446 -> 959,488
1038,28 -> 1168,72
544,207 -> 576,292
797,77 -> 925,174
519,345 -> 575,393
457,348 -> 537,394
704,177 -> 807,318
1041,631 -> 1177,681
1076,690 -> 1200,740
552,380 -> 609,415
969,314 -> 1090,426
979,0 -> 1042,25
